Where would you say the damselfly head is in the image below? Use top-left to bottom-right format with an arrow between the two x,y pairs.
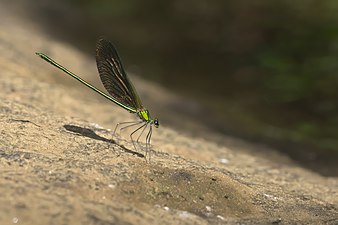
153,119 -> 160,128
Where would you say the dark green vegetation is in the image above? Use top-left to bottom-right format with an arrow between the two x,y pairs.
31,0 -> 338,173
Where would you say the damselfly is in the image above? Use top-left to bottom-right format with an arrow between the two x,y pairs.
36,39 -> 159,159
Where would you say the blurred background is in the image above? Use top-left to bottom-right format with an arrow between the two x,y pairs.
13,0 -> 338,174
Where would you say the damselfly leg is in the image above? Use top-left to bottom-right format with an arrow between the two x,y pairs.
145,124 -> 153,160
129,122 -> 148,157
113,121 -> 151,159
113,121 -> 143,137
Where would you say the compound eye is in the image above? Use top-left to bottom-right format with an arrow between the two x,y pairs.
154,119 -> 160,128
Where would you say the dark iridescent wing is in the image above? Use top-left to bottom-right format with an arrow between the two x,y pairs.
96,39 -> 143,112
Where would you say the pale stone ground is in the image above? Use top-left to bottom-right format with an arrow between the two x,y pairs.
0,1 -> 337,224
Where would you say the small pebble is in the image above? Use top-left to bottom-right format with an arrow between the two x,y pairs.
219,158 -> 229,164
12,217 -> 19,224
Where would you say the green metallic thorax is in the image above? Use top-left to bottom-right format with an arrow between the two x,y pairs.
137,109 -> 151,122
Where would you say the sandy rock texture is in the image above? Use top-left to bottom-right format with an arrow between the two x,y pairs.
0,1 -> 337,225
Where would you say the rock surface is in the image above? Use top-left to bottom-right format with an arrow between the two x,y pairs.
0,2 -> 337,225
